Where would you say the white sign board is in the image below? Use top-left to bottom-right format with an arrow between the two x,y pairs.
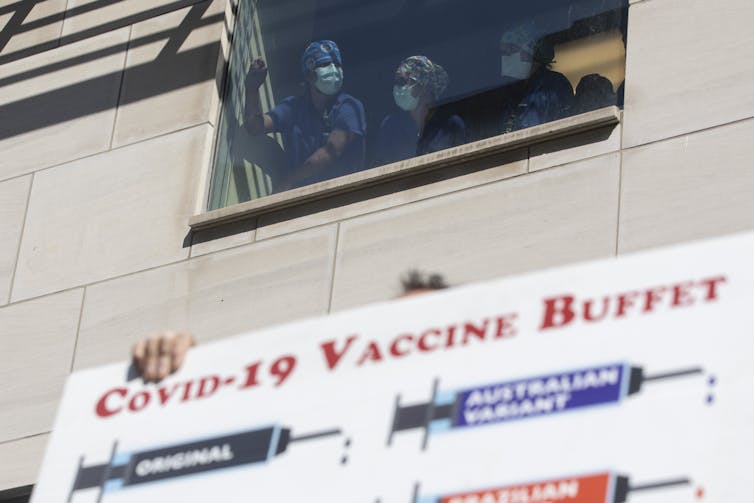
33,232 -> 754,502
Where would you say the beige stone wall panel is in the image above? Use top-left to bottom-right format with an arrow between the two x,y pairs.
61,0 -> 200,37
256,149 -> 529,241
190,223 -> 255,257
330,153 -> 621,311
0,289 -> 83,443
0,434 -> 49,491
623,0 -> 754,147
110,0 -> 225,147
0,0 -> 66,61
529,123 -> 621,172
0,27 -> 129,180
74,225 -> 337,369
12,125 -> 210,302
0,175 -> 30,304
619,119 -> 754,253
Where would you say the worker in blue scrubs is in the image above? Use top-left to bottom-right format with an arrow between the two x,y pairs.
377,56 -> 467,166
244,40 -> 366,191
498,24 -> 575,133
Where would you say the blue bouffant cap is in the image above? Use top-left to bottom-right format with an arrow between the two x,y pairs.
301,40 -> 342,74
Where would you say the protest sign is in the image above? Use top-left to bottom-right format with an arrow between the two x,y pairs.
32,232 -> 754,502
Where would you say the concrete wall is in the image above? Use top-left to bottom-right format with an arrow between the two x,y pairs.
2,0 -> 754,491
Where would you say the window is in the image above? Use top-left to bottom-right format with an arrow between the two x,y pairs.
208,0 -> 628,210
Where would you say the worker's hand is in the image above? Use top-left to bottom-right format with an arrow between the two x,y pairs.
131,331 -> 195,382
247,58 -> 268,89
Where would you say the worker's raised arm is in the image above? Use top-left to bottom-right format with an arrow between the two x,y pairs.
244,58 -> 275,135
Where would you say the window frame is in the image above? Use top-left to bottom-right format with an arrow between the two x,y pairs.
196,0 -> 628,226
193,105 -> 621,231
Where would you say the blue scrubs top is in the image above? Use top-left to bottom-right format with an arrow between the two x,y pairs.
377,110 -> 467,165
268,91 -> 366,188
500,69 -> 575,133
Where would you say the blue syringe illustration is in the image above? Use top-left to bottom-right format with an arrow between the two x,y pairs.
388,362 -> 704,449
68,424 -> 342,502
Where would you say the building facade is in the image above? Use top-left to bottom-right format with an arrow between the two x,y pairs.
1,0 -> 753,499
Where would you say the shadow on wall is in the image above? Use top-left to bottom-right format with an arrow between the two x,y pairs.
0,0 -> 228,141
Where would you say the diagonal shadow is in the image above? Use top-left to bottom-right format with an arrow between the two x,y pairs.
0,0 -> 223,141
0,12 -> 224,88
16,0 -> 128,34
0,42 -> 220,141
0,0 -> 46,16
0,0 -> 209,65
0,0 -> 34,52
157,0 -> 209,58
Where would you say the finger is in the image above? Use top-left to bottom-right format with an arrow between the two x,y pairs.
170,332 -> 195,374
156,334 -> 176,380
132,340 -> 147,374
144,335 -> 161,381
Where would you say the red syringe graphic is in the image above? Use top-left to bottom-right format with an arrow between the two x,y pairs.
411,472 -> 692,503
389,362 -> 705,449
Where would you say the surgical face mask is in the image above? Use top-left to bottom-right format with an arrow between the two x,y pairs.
313,63 -> 343,95
393,84 -> 420,112
500,53 -> 532,81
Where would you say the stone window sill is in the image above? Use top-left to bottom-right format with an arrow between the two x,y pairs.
190,106 -> 620,231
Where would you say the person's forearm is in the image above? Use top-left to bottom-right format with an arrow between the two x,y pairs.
287,143 -> 337,186
244,87 -> 266,135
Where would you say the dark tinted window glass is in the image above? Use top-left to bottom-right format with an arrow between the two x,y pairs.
209,0 -> 628,209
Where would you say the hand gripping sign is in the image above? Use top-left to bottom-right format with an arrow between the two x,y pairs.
388,362 -> 704,449
412,472 -> 692,503
67,424 -> 342,503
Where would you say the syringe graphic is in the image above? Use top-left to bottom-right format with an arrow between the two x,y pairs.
389,362 -> 703,448
412,472 -> 691,503
68,424 -> 341,502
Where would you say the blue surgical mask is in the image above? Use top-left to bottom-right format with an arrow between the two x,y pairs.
500,53 -> 532,81
314,63 -> 343,95
393,84 -> 419,111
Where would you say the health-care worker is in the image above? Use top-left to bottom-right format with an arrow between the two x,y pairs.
498,24 -> 574,133
377,56 -> 467,165
244,40 -> 367,191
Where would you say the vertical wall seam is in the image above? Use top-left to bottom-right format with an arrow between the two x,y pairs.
526,147 -> 531,172
250,217 -> 259,243
108,24 -> 133,150
325,222 -> 341,314
58,0 -> 72,47
615,149 -> 624,256
69,286 -> 87,373
6,173 -> 35,305
55,0 -> 77,47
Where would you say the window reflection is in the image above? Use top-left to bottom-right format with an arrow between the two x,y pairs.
209,0 -> 628,209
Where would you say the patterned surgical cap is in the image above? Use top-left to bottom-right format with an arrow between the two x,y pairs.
396,55 -> 449,101
301,40 -> 343,74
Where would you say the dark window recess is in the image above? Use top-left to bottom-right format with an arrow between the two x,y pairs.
209,0 -> 628,209
0,484 -> 33,503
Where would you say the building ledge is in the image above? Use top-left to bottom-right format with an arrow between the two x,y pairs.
190,106 -> 621,231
